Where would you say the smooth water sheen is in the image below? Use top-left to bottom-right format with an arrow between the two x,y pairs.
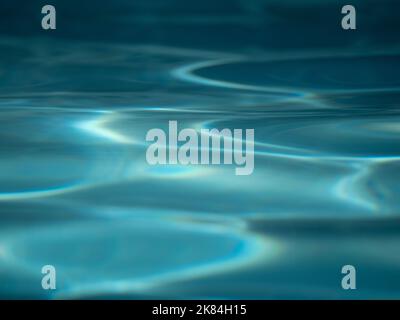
0,0 -> 399,299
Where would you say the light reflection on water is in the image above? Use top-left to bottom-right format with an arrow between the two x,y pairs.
0,0 -> 400,299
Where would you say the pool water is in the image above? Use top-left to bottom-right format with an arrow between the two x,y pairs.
0,0 -> 399,299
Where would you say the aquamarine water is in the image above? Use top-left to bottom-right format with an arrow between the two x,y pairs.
0,0 -> 399,299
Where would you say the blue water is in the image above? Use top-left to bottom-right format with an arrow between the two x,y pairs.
0,0 -> 400,299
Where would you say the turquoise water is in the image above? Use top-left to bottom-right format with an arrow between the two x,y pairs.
0,0 -> 400,299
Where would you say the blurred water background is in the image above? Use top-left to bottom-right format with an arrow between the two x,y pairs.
0,0 -> 400,299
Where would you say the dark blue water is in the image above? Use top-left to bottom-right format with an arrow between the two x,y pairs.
0,0 -> 400,299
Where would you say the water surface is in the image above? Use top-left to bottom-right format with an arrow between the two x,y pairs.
0,0 -> 399,299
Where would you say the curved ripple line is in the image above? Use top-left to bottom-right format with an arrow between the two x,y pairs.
172,59 -> 306,97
